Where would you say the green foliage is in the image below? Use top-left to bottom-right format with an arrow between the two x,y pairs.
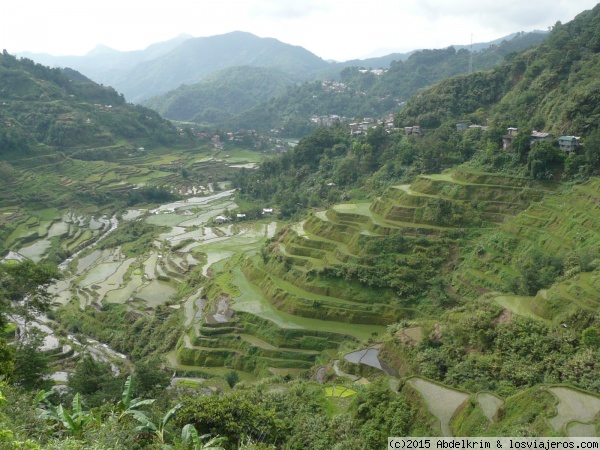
67,355 -> 124,408
223,370 -> 240,388
391,300 -> 600,394
130,403 -> 182,444
176,391 -> 285,449
13,331 -> 52,391
0,50 -> 179,157
582,326 -> 600,348
37,393 -> 98,438
351,379 -> 414,448
98,221 -> 164,257
398,4 -> 600,142
181,424 -> 227,450
527,141 -> 565,179
509,249 -> 564,296
144,66 -> 294,124
0,260 -> 61,328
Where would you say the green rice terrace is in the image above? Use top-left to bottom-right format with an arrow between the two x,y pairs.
7,160 -> 600,437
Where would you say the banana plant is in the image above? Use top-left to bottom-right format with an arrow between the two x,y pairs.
181,424 -> 227,450
131,403 -> 182,444
115,375 -> 155,421
37,393 -> 97,438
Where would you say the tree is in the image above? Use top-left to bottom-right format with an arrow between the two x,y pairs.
133,357 -> 171,398
527,141 -> 565,179
582,327 -> 600,348
67,355 -> 123,407
223,371 -> 240,388
0,260 -> 60,332
13,329 -> 51,390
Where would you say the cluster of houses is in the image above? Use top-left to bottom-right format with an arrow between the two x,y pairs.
500,127 -> 581,153
358,69 -> 387,76
349,114 -> 397,135
310,115 -> 349,127
189,128 -> 289,153
213,208 -> 274,224
321,79 -> 348,93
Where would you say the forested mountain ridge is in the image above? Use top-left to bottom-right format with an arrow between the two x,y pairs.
220,31 -> 548,134
143,66 -> 295,123
95,31 -> 329,102
0,50 -> 178,155
397,5 -> 600,135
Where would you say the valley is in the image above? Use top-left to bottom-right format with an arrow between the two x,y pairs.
4,4 -> 600,448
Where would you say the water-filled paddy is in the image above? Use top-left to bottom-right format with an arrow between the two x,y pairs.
80,261 -> 123,286
18,239 -> 52,261
105,275 -> 145,304
137,280 -> 177,307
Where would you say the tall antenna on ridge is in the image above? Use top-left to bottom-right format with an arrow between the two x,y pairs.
468,33 -> 473,74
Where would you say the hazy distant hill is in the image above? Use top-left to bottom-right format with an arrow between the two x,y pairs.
143,66 -> 295,123
19,34 -> 192,90
108,31 -> 329,102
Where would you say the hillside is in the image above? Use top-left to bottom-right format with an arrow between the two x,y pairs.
18,34 -> 192,88
143,66 -> 295,123
0,51 -> 177,154
102,31 -> 329,102
223,31 -> 548,134
397,5 -> 600,135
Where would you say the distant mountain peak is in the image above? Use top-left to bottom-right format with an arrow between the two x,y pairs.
86,44 -> 119,56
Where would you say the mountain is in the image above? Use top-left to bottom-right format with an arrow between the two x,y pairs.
19,34 -> 192,90
142,65 -> 295,123
0,50 -> 177,157
106,31 -> 329,102
397,5 -> 600,136
222,31 -> 548,135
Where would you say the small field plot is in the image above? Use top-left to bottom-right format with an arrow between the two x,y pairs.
136,280 -> 177,307
18,239 -> 52,261
324,385 -> 357,398
548,387 -> 600,434
477,392 -> 504,422
493,295 -> 545,320
105,275 -> 145,304
407,377 -> 469,436
80,261 -> 123,286
567,422 -> 597,437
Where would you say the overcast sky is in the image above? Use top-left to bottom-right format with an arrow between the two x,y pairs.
3,0 -> 599,61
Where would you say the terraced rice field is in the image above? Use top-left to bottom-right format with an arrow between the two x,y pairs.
324,385 -> 357,398
477,392 -> 504,422
547,387 -> 600,434
407,377 -> 469,436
